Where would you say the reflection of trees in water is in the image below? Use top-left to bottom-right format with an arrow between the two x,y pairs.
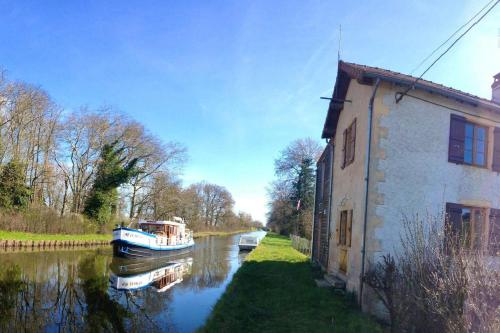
0,265 -> 24,331
78,254 -> 131,332
0,256 -> 84,332
0,250 -> 133,332
182,236 -> 232,290
116,289 -> 172,333
0,236 -> 240,332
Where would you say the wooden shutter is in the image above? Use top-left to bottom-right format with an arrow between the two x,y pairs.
448,114 -> 466,164
335,217 -> 340,245
347,210 -> 352,247
340,210 -> 347,245
341,129 -> 347,169
488,208 -> 500,256
350,119 -> 356,164
445,202 -> 463,250
492,128 -> 500,172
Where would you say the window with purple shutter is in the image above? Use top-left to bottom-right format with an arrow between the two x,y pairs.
492,128 -> 500,172
449,114 -> 488,167
448,115 -> 466,164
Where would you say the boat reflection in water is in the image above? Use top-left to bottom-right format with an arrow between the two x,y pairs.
110,256 -> 193,292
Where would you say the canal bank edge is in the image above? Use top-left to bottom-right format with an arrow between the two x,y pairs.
0,228 -> 256,248
0,239 -> 111,249
199,233 -> 383,333
193,229 -> 255,239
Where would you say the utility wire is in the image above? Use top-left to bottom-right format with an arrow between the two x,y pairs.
396,0 -> 500,103
409,0 -> 496,75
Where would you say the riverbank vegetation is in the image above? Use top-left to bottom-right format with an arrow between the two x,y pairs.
200,234 -> 382,333
0,230 -> 111,241
267,138 -> 322,239
0,68 -> 261,236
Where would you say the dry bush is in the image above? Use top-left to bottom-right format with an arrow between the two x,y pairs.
364,213 -> 499,333
0,206 -> 99,234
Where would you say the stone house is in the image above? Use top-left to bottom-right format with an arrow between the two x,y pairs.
311,61 -> 500,310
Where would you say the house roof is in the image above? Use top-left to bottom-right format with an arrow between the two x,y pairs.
321,61 -> 500,139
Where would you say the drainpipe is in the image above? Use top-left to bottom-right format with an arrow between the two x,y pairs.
359,78 -> 380,309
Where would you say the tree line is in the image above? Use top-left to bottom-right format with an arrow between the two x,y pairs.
267,138 -> 322,239
0,69 -> 260,233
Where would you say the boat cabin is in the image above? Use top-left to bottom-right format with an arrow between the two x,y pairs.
139,220 -> 185,236
140,222 -> 175,236
137,220 -> 191,247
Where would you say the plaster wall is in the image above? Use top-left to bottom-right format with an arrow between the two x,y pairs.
367,83 -> 500,265
327,80 -> 373,291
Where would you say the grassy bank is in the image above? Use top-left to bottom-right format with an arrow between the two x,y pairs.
0,230 -> 111,241
200,234 -> 382,333
0,228 -> 254,242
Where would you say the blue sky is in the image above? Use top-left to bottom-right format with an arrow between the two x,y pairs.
0,0 -> 498,221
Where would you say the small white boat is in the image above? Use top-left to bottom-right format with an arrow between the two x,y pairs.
112,217 -> 194,259
238,236 -> 259,251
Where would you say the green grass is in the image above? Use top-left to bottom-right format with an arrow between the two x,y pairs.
0,230 -> 111,241
199,234 -> 383,333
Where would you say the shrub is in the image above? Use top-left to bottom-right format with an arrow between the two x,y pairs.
364,213 -> 500,333
0,206 -> 98,234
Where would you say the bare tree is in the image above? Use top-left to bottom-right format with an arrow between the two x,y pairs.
122,121 -> 187,220
0,81 -> 62,206
55,108 -> 121,213
187,182 -> 235,229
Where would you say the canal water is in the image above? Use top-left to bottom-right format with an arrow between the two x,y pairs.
0,230 -> 266,332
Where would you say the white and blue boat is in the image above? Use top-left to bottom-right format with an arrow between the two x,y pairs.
112,217 -> 194,259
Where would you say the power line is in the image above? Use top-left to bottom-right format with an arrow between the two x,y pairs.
396,0 -> 500,103
410,0 -> 496,75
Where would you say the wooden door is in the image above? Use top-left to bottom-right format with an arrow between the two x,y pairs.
339,248 -> 348,273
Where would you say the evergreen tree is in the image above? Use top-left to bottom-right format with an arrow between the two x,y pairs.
291,157 -> 316,237
0,160 -> 31,209
83,141 -> 139,225
268,138 -> 322,238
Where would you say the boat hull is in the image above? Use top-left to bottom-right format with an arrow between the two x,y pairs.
112,240 -> 194,259
112,227 -> 194,259
238,244 -> 256,251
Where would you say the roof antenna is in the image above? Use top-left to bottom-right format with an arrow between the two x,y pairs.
337,24 -> 342,62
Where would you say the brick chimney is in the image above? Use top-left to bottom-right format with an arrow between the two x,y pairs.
493,73 -> 500,103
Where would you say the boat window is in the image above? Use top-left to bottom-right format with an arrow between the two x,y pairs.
141,224 -> 165,234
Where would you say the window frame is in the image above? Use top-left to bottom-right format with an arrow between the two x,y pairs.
446,204 -> 486,252
342,119 -> 356,168
464,121 -> 488,168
